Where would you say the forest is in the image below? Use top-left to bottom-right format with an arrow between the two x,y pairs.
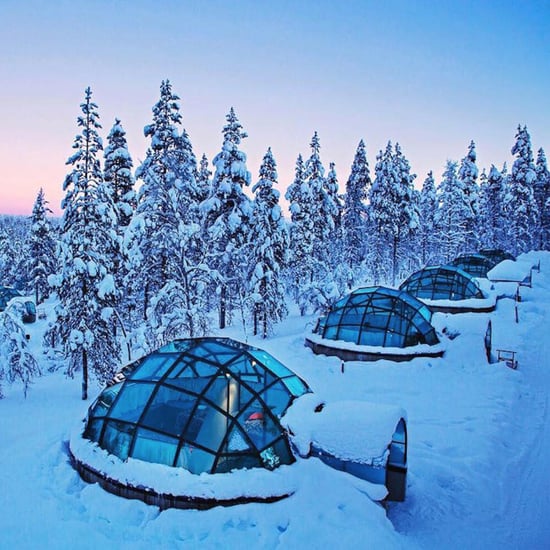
1,80 -> 549,399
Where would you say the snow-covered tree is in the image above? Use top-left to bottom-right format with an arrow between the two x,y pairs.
26,189 -> 57,304
534,148 -> 550,249
418,171 -> 438,265
435,160 -> 470,261
458,140 -> 479,250
368,142 -> 418,285
249,148 -> 289,337
285,154 -> 315,311
197,153 -> 212,204
504,125 -> 539,254
46,87 -> 121,399
342,140 -> 370,273
127,80 -> 209,346
479,165 -> 506,250
201,107 -> 252,329
0,302 -> 41,398
104,118 -> 136,228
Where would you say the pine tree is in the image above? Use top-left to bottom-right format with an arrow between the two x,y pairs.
435,160 -> 469,261
46,87 -> 121,399
479,165 -> 507,249
201,107 -> 252,329
534,148 -> 550,249
418,171 -> 438,265
458,140 -> 479,250
368,142 -> 418,285
505,125 -> 539,254
26,188 -> 57,304
249,148 -> 289,337
285,154 -> 315,311
127,80 -> 209,345
0,302 -> 41,398
197,153 -> 212,204
104,118 -> 136,228
342,140 -> 370,273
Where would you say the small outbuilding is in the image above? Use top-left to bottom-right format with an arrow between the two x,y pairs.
283,395 -> 408,501
305,286 -> 443,362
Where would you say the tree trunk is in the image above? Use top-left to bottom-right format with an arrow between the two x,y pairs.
82,348 -> 88,400
220,285 -> 226,329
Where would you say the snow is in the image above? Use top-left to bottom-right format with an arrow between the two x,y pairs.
487,258 -> 532,282
282,394 -> 407,464
2,252 -> 550,547
305,332 -> 447,356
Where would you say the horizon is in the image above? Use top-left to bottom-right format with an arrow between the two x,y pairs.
1,0 -> 549,216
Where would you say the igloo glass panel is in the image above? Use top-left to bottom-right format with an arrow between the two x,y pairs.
359,328 -> 386,346
340,305 -> 365,325
194,405 -> 229,452
89,383 -> 122,419
237,405 -> 280,450
176,445 -> 216,474
260,436 -> 293,469
101,420 -> 135,460
108,382 -> 157,422
131,428 -> 178,466
140,385 -> 197,436
260,381 -> 291,414
128,354 -> 174,381
84,418 -> 104,442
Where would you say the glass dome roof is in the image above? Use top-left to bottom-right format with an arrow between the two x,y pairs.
83,337 -> 310,475
399,265 -> 484,301
479,249 -> 515,264
313,286 -> 439,348
450,254 -> 496,278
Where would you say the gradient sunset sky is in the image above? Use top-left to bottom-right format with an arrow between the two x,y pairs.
1,0 -> 549,216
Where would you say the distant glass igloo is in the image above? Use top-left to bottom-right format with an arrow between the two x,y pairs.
305,286 -> 443,362
450,253 -> 496,278
71,337 -> 310,507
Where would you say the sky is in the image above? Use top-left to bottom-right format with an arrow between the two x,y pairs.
1,0 -> 549,216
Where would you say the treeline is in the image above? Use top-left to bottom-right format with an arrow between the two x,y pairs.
0,80 -> 548,398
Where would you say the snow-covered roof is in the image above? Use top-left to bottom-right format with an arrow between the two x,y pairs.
282,394 -> 407,465
487,259 -> 532,282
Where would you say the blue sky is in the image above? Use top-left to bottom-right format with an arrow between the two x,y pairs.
1,0 -> 549,214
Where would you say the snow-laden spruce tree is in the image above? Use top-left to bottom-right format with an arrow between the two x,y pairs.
504,125 -> 539,254
197,153 -> 212,204
458,140 -> 479,250
26,188 -> 57,304
104,118 -> 136,228
342,140 -> 370,275
46,87 -> 121,399
368,142 -> 418,285
0,216 -> 30,288
534,148 -> 550,250
297,133 -> 341,313
249,148 -> 289,337
0,302 -> 41,398
201,107 -> 252,329
126,80 -> 209,348
285,154 -> 315,312
435,160 -> 470,262
479,165 -> 507,250
418,171 -> 438,266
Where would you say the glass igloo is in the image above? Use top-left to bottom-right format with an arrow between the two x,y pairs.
399,265 -> 484,301
479,249 -> 515,264
450,253 -> 496,278
81,337 -> 310,476
306,286 -> 442,362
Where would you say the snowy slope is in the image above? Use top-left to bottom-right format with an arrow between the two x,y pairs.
1,253 -> 549,548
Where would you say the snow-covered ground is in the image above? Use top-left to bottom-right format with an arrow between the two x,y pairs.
1,253 -> 549,549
